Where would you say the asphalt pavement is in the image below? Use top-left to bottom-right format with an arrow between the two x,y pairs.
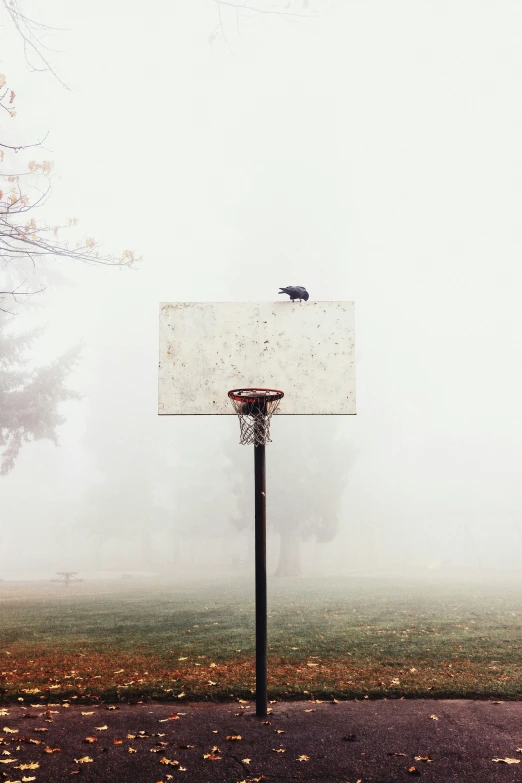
2,698 -> 522,782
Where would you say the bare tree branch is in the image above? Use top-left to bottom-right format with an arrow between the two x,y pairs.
0,71 -> 139,306
0,131 -> 50,152
1,0 -> 70,88
214,0 -> 325,18
211,0 -> 332,50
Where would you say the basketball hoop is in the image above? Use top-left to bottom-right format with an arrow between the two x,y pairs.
228,388 -> 284,446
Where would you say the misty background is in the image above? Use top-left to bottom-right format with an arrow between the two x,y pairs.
2,1 -> 522,581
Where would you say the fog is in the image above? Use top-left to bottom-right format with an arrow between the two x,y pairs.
2,1 -> 522,583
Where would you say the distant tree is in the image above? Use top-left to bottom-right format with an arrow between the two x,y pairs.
80,476 -> 170,568
226,418 -> 354,576
0,312 -> 78,474
170,451 -> 239,564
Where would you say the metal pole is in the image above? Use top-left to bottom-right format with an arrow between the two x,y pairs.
254,441 -> 268,717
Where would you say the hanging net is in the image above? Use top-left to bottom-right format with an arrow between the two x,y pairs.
228,388 -> 284,446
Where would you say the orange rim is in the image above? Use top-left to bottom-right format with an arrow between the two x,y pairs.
228,388 -> 284,404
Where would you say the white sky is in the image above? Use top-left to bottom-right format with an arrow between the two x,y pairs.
2,0 -> 522,574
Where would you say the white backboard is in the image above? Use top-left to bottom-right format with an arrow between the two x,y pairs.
158,301 -> 355,415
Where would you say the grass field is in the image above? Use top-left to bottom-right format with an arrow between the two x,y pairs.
1,576 -> 522,703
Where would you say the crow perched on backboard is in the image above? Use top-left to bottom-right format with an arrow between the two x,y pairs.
278,286 -> 309,301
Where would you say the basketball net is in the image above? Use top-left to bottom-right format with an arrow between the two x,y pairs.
228,388 -> 284,446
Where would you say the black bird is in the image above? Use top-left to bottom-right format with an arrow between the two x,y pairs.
278,286 -> 309,302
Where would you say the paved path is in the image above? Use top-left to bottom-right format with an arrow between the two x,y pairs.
2,699 -> 522,781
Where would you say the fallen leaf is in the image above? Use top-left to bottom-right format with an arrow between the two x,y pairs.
177,693 -> 186,699
242,758 -> 251,764
113,739 -> 123,745
129,747 -> 137,753
429,715 -> 438,721
387,751 -> 407,757
492,758 -> 521,764
33,728 -> 48,732
414,755 -> 433,763
3,728 -> 18,734
272,748 -> 286,753
44,746 -> 61,753
202,753 -> 221,760
17,763 -> 39,770
127,734 -> 136,739
84,737 -> 97,744
407,767 -> 421,775
81,711 -> 94,716
95,725 -> 108,731
74,757 -> 93,764
160,758 -> 180,766
0,759 -> 17,764
297,754 -> 310,761
22,777 -> 37,782
275,729 -> 285,734
225,735 -> 242,741
178,744 -> 195,749
304,709 -> 315,713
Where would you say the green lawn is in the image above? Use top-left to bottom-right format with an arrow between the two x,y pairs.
1,576 -> 522,702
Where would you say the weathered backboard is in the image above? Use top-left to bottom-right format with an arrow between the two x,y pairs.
158,301 -> 355,415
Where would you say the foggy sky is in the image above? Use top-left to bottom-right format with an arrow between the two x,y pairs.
2,1 -> 522,577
